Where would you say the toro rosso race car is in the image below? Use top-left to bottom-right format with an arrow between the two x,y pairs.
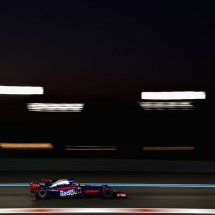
29,178 -> 127,200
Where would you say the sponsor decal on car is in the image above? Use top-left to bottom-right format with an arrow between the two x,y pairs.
60,188 -> 81,197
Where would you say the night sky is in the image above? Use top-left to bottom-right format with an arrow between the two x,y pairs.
0,0 -> 215,101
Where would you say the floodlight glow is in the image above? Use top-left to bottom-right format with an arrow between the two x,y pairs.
138,102 -> 194,110
26,103 -> 85,112
0,143 -> 53,149
65,146 -> 116,150
143,147 -> 194,151
141,91 -> 205,100
66,147 -> 116,151
0,86 -> 43,95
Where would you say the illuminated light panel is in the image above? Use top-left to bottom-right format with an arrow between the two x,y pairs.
141,91 -> 206,100
0,143 -> 53,149
143,147 -> 194,151
66,146 -> 116,150
0,208 -> 215,213
138,101 -> 194,110
26,103 -> 85,112
0,86 -> 43,95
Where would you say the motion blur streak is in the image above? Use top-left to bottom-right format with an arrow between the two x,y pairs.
26,103 -> 84,112
0,208 -> 215,213
138,102 -> 194,110
66,148 -> 116,150
141,91 -> 206,100
0,86 -> 43,95
65,146 -> 116,150
0,143 -> 53,149
143,147 -> 194,151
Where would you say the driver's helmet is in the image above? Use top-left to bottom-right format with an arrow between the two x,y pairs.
73,182 -> 80,186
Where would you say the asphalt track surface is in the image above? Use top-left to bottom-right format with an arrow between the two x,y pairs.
1,171 -> 215,215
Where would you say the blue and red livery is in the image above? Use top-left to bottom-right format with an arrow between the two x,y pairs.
29,178 -> 127,200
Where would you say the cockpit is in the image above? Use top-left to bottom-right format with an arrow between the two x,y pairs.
49,179 -> 79,188
49,179 -> 70,188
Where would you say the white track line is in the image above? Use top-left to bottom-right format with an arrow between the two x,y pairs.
0,208 -> 215,213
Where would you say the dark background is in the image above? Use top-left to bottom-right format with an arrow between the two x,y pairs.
0,0 -> 214,157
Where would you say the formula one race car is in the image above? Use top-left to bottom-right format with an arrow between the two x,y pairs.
29,178 -> 127,200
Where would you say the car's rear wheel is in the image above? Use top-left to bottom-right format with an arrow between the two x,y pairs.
36,188 -> 49,200
101,187 -> 113,199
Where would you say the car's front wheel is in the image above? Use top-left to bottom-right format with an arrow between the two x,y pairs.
36,188 -> 49,200
101,187 -> 113,199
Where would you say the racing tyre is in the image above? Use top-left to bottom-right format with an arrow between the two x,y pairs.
36,188 -> 49,200
101,187 -> 113,199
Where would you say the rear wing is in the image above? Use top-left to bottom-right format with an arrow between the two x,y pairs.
29,181 -> 41,193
